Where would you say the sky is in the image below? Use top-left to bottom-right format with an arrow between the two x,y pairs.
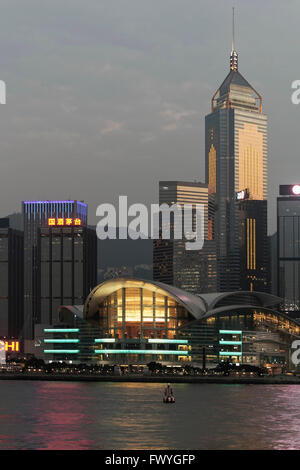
0,0 -> 299,233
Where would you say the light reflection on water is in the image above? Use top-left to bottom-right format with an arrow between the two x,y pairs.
0,381 -> 299,449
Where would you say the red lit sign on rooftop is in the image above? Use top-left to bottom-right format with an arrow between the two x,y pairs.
47,218 -> 82,226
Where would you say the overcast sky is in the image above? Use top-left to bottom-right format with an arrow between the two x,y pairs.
0,0 -> 299,233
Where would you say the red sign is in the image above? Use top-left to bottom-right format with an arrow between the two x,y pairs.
48,218 -> 82,226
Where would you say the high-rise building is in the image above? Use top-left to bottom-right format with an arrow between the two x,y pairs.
22,200 -> 89,339
238,197 -> 268,292
0,218 -> 24,338
269,232 -> 278,296
277,184 -> 300,318
39,222 -> 97,326
153,181 -> 217,294
205,21 -> 268,291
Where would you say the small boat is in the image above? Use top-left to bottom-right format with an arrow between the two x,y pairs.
163,383 -> 175,403
163,395 -> 175,403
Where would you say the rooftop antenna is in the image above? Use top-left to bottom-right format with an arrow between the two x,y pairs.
230,7 -> 238,71
232,6 -> 235,52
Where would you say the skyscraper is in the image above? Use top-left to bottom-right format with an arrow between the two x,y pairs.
153,181 -> 217,294
0,218 -> 24,338
39,221 -> 97,327
277,184 -> 300,318
238,197 -> 268,291
205,14 -> 268,291
22,200 -> 89,340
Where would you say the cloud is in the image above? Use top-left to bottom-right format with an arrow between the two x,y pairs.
100,120 -> 124,136
0,0 -> 298,232
160,105 -> 197,131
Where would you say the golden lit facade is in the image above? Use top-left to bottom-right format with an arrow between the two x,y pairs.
97,286 -> 190,340
208,144 -> 216,192
83,279 -> 196,363
246,218 -> 256,271
236,118 -> 267,200
84,279 -> 196,340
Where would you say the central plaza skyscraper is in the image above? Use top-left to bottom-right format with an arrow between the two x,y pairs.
205,18 -> 268,291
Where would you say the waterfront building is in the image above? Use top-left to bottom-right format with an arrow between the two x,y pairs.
277,185 -> 300,319
22,200 -> 92,340
205,28 -> 268,291
39,222 -> 97,326
178,290 -> 296,370
0,218 -> 24,338
153,181 -> 217,294
36,278 -> 300,370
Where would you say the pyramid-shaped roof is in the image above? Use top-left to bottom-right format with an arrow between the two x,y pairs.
219,69 -> 254,96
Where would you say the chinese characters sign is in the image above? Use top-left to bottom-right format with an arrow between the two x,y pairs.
48,218 -> 82,226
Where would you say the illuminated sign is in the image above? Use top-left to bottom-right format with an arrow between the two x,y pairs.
292,185 -> 300,195
4,341 -> 20,352
280,185 -> 300,196
94,349 -> 188,355
236,189 -> 249,201
47,218 -> 82,226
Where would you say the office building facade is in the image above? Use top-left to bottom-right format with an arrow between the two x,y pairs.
205,45 -> 268,291
39,223 -> 97,326
277,185 -> 300,318
153,181 -> 217,294
22,200 -> 89,339
0,218 -> 24,338
238,198 -> 268,291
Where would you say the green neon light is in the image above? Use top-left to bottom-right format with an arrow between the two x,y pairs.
148,339 -> 188,344
44,329 -> 79,333
219,351 -> 242,356
44,339 -> 80,343
44,350 -> 80,354
94,339 -> 116,343
94,349 -> 188,355
219,340 -> 242,345
219,330 -> 242,335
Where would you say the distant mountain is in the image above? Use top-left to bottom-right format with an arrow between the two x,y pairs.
94,227 -> 153,283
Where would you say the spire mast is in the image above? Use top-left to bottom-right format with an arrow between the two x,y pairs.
232,7 -> 235,52
230,7 -> 238,71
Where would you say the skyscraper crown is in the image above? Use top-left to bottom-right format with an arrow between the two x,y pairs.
210,8 -> 262,114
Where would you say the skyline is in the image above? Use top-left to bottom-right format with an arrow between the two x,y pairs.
0,0 -> 299,233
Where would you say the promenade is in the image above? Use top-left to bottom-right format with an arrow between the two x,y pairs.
0,373 -> 299,384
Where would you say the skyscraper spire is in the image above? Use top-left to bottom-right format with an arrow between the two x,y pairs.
230,7 -> 238,71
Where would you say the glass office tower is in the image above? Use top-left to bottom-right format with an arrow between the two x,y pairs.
39,223 -> 97,326
278,185 -> 300,318
22,200 -> 88,339
205,45 -> 268,291
238,199 -> 268,292
153,181 -> 217,294
0,218 -> 24,338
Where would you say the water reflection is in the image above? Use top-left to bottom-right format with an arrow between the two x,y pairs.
0,382 -> 299,449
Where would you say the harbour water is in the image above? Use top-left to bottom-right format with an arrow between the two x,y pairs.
0,381 -> 299,449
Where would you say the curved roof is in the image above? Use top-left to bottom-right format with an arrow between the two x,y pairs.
58,305 -> 84,323
84,278 -> 282,321
84,278 -> 207,321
